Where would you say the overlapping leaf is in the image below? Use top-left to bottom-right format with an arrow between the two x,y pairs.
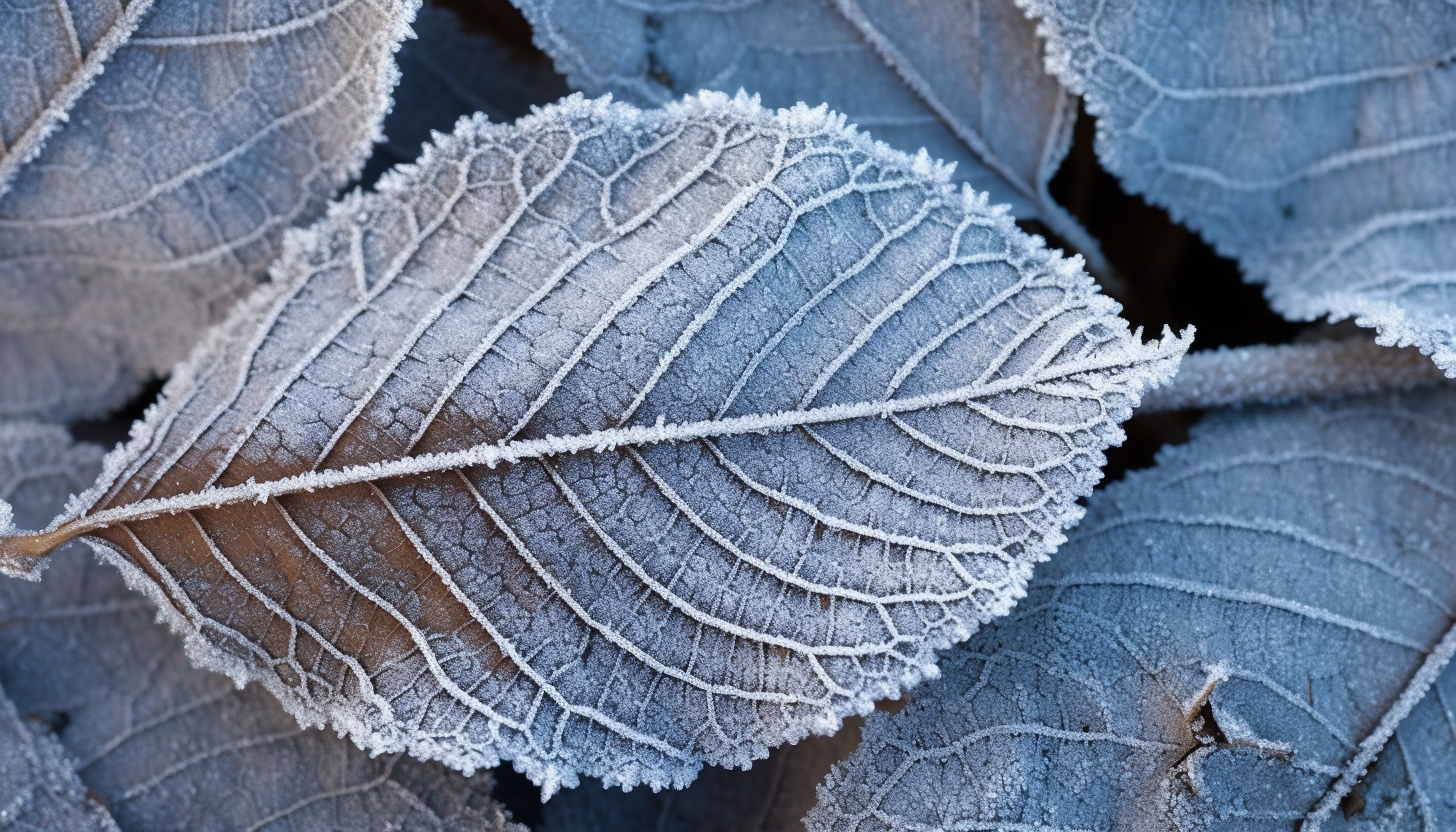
1019,0 -> 1456,372
811,388 -> 1456,831
0,92 -> 1184,794
0,422 -> 520,832
0,0 -> 417,421
512,0 -> 1102,259
0,680 -> 119,832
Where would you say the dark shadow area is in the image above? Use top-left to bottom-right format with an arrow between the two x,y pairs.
68,376 -> 166,449
355,0 -> 569,190
492,763 -> 545,829
1047,106 -> 1305,353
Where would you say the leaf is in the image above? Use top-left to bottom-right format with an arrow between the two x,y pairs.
1018,0 -> 1456,372
0,422 -> 521,832
0,680 -> 119,832
0,91 -> 1186,794
511,0 -> 1106,263
0,0 -> 418,421
809,388 -> 1456,831
380,2 -> 570,168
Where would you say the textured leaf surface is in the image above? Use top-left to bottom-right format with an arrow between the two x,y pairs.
3,92 -> 1185,794
0,422 -> 520,832
0,0 -> 416,420
381,2 -> 569,168
0,679 -> 119,832
810,389 -> 1456,831
512,0 -> 1081,227
1020,0 -> 1456,371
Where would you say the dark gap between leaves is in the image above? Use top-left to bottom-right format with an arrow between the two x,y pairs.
1044,105 -> 1306,482
492,764 -> 545,829
68,376 -> 166,449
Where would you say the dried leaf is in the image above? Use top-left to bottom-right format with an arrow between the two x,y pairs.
0,0 -> 418,421
1019,0 -> 1456,371
0,422 -> 521,832
1,92 -> 1185,794
810,388 -> 1456,831
511,0 -> 1100,253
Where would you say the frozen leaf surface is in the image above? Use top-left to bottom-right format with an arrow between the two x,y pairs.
0,0 -> 418,421
810,388 -> 1456,831
0,422 -> 520,832
1019,0 -> 1456,371
0,680 -> 119,832
512,0 -> 1093,241
0,92 -> 1185,794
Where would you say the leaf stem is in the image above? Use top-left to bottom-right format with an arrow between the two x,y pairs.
0,524 -> 90,579
1139,338 -> 1449,413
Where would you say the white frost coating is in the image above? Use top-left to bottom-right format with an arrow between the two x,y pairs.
0,678 -> 120,832
810,388 -> 1456,831
511,0 -> 1110,271
1140,338 -> 1448,413
0,0 -> 420,421
52,91 -> 1185,795
1018,0 -> 1456,374
0,425 -> 519,832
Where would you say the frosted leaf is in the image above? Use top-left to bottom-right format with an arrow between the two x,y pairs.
0,680 -> 119,832
1018,0 -> 1456,372
511,0 -> 1097,245
0,423 -> 520,832
381,2 -> 569,167
0,92 -> 1186,794
810,388 -> 1456,831
0,0 -> 419,421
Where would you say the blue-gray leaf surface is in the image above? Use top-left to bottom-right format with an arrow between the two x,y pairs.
511,0 -> 1090,237
0,679 -> 119,832
0,92 -> 1185,796
0,0 -> 417,421
810,388 -> 1456,831
1019,0 -> 1456,373
0,422 -> 520,832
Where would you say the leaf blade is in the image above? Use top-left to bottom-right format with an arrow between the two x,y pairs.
0,0 -> 418,420
10,92 -> 1184,794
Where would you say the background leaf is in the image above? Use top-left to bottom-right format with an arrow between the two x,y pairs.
810,387 -> 1456,831
2,92 -> 1184,795
1019,0 -> 1456,372
510,0 -> 1104,258
0,421 -> 522,832
0,679 -> 119,832
0,0 -> 417,421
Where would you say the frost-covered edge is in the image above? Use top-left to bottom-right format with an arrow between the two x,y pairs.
1013,0 -> 1456,377
66,90 -> 1186,794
